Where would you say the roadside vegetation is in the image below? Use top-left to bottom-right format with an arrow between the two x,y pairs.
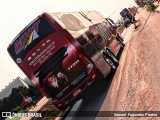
0,85 -> 43,120
146,3 -> 158,11
135,0 -> 159,12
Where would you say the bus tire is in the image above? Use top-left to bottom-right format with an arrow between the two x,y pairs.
116,34 -> 125,48
105,48 -> 119,66
119,40 -> 125,48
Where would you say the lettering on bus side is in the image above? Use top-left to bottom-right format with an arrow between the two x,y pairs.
14,20 -> 40,55
68,60 -> 80,70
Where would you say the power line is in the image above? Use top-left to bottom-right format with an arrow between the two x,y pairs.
108,0 -> 131,17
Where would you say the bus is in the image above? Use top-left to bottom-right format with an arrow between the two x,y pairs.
7,10 -> 124,110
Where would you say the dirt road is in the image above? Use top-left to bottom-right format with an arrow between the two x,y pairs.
97,8 -> 160,120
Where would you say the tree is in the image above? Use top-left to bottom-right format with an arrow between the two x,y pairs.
134,0 -> 148,7
0,85 -> 43,112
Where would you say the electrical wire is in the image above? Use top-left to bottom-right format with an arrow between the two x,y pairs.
108,0 -> 129,17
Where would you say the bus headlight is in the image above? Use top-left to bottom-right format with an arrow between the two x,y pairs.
87,63 -> 93,68
87,63 -> 93,74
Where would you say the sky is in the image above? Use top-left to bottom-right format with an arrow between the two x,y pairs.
0,0 -> 135,90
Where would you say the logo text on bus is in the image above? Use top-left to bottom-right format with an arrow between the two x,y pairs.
14,20 -> 40,54
68,60 -> 80,70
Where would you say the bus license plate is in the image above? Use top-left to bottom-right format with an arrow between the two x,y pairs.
73,89 -> 81,97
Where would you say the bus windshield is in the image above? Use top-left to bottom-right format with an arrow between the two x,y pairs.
8,17 -> 56,61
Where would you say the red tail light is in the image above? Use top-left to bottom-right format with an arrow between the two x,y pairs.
57,103 -> 63,107
92,74 -> 96,79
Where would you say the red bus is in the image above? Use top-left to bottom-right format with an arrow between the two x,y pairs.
7,10 -> 124,110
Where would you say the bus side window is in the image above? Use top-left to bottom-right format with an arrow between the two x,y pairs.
76,33 -> 97,57
76,35 -> 88,47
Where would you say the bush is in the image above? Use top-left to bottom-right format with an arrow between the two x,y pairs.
11,106 -> 24,112
146,3 -> 158,11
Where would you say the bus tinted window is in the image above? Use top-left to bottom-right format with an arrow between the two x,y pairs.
8,18 -> 56,61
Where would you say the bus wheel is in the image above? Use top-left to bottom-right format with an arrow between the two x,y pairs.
116,34 -> 125,48
104,56 -> 116,70
119,39 -> 125,48
105,49 -> 119,66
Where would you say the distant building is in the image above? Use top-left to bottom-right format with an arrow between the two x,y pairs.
0,76 -> 29,100
21,77 -> 35,86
